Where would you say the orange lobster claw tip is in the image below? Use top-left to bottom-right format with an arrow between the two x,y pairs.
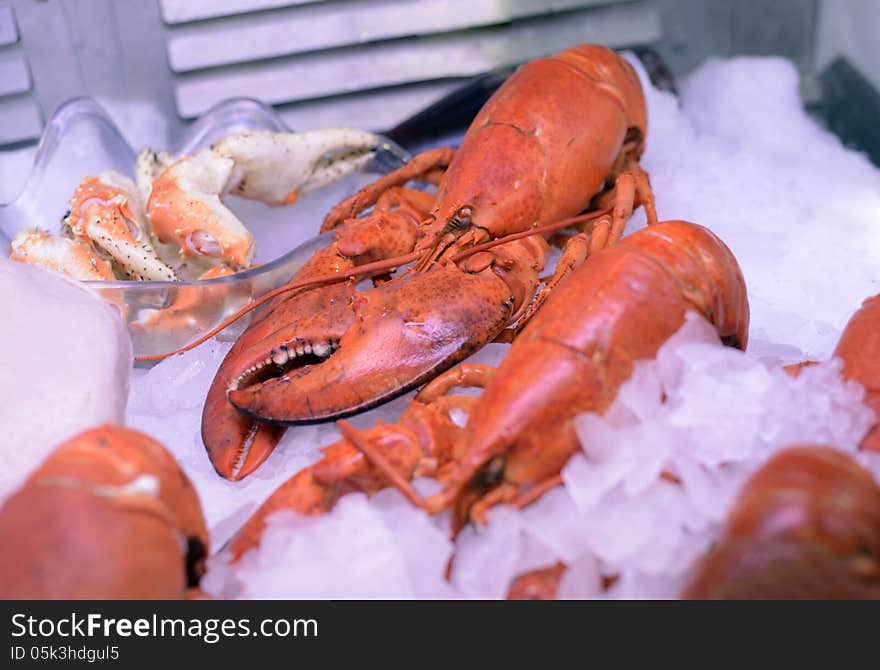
202,411 -> 286,481
227,265 -> 514,424
202,281 -> 358,479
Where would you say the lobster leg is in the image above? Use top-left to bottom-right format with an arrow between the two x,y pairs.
321,147 -> 455,232
336,421 -> 428,509
468,473 -> 564,526
614,165 -> 657,241
343,361 -> 500,512
415,363 -> 497,402
513,230 -> 593,336
511,474 -> 565,510
512,167 -> 655,336
590,161 -> 657,240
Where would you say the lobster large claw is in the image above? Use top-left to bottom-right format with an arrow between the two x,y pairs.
227,264 -> 516,424
202,280 -> 355,479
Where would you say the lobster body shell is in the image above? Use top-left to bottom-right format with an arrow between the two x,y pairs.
0,425 -> 208,599
435,221 -> 749,525
430,45 -> 646,244
683,447 -> 880,599
833,294 -> 880,452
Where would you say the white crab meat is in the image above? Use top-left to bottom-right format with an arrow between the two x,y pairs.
212,128 -> 381,203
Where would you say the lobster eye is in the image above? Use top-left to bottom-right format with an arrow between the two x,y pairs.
444,206 -> 473,234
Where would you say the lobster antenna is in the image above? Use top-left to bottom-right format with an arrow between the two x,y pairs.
135,250 -> 422,362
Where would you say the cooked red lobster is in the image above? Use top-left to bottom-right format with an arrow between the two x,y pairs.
200,44 -> 657,480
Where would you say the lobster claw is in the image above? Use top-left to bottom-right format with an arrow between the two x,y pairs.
202,281 -> 356,479
227,264 -> 515,424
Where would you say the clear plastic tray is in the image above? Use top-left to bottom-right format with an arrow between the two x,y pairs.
0,97 -> 410,358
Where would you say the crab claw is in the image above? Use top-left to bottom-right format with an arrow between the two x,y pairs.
146,129 -> 383,269
227,264 -> 516,424
66,173 -> 177,281
10,229 -> 115,281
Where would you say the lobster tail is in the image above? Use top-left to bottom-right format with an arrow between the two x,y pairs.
628,220 -> 750,349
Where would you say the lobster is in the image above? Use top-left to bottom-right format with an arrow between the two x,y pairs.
347,220 -> 749,531
506,563 -> 567,600
197,43 -> 658,480
682,446 -> 880,599
0,425 -> 209,599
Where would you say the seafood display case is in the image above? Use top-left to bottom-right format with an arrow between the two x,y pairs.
2,0 -> 880,602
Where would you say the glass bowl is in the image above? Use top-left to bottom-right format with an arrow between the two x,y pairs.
0,97 -> 410,359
